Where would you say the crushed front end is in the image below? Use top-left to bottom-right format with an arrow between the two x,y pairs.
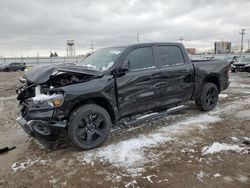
15,65 -> 103,145
16,81 -> 67,142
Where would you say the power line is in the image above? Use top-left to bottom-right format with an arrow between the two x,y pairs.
179,36 -> 184,43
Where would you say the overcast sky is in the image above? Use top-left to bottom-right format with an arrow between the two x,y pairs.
1,0 -> 250,57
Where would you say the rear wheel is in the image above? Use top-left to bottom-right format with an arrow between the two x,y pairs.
68,104 -> 112,150
195,82 -> 219,111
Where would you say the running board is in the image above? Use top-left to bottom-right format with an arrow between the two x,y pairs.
124,105 -> 188,127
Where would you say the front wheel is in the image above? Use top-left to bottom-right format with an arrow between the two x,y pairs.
195,82 -> 219,111
68,104 -> 112,150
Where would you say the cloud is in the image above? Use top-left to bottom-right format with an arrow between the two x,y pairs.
0,0 -> 250,56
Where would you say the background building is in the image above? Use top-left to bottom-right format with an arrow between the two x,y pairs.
186,48 -> 196,55
214,41 -> 231,54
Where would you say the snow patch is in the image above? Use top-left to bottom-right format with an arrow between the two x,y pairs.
109,50 -> 122,55
143,174 -> 158,183
102,61 -> 114,71
32,93 -> 61,101
125,180 -> 137,188
12,159 -> 39,172
235,175 -> 248,183
243,137 -> 250,141
236,110 -> 250,120
202,142 -> 243,155
214,173 -> 221,177
231,137 -> 240,142
77,113 -> 221,175
197,171 -> 208,182
219,94 -> 228,98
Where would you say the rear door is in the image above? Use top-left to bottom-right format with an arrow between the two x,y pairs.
116,46 -> 162,117
155,45 -> 194,107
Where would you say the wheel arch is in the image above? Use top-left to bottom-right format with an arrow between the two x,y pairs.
203,74 -> 220,92
68,97 -> 117,125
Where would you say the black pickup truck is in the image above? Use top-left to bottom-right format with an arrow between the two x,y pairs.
16,43 -> 230,150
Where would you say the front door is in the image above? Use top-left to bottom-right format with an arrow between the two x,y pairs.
116,46 -> 162,117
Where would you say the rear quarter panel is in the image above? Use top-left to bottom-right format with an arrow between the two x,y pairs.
192,60 -> 229,99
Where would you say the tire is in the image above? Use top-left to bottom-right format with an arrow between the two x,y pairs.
68,104 -> 112,150
195,82 -> 219,111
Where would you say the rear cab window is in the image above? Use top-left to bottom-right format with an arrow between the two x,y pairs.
156,46 -> 185,67
125,47 -> 155,71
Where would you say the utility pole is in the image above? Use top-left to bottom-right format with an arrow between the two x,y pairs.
137,32 -> 140,43
248,39 -> 250,53
90,43 -> 94,53
240,29 -> 247,55
36,52 -> 39,65
179,36 -> 184,44
21,55 -> 23,63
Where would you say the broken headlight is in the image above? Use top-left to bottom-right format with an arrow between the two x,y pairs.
32,93 -> 64,107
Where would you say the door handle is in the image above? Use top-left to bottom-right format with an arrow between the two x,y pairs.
150,74 -> 161,79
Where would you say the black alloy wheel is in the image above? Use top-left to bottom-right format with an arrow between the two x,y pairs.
68,104 -> 112,150
196,82 -> 219,111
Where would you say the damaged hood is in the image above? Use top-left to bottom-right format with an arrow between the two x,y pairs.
25,64 -> 104,84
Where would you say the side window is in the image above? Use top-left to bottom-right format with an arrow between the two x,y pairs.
157,46 -> 185,67
126,47 -> 155,71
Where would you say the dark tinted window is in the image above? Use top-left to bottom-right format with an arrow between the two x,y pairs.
157,46 -> 185,67
126,47 -> 155,71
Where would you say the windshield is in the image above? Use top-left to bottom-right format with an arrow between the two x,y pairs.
79,47 -> 125,71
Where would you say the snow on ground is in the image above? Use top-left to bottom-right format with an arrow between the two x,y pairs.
12,159 -> 40,172
202,142 -> 243,155
11,158 -> 50,172
236,110 -> 250,120
196,171 -> 209,182
231,137 -> 240,142
229,82 -> 250,88
243,137 -> 250,141
219,94 -> 228,98
76,97 -> 250,176
77,113 -> 221,176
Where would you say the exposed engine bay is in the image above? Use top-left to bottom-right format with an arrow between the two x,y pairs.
17,71 -> 97,103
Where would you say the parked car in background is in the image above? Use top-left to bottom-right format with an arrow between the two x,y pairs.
231,56 -> 250,72
0,62 -> 26,72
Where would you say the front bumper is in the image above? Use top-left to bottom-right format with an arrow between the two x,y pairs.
17,101 -> 67,140
231,66 -> 250,71
20,101 -> 65,121
16,116 -> 66,141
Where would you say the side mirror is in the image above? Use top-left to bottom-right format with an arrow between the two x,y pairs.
117,60 -> 130,75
